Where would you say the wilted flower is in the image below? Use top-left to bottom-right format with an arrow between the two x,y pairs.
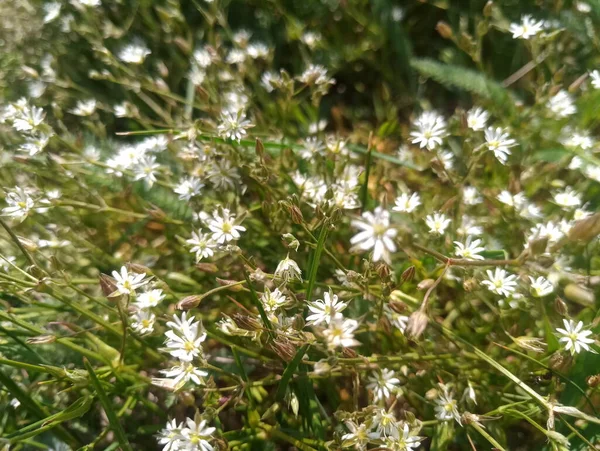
274,255 -> 302,283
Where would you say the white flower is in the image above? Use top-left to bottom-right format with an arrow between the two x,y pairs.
367,369 -> 400,402
44,2 -> 62,22
174,177 -> 204,201
217,110 -> 253,142
383,423 -> 422,450
299,64 -> 335,86
274,255 -> 302,283
454,236 -> 485,260
136,289 -> 165,309
467,107 -> 489,131
371,408 -> 398,437
484,127 -> 516,164
111,266 -> 149,296
207,160 -> 241,190
193,47 -> 213,68
556,319 -> 595,355
164,313 -> 207,362
529,276 -> 553,297
350,207 -> 397,264
187,230 -> 217,261
261,71 -> 281,92
463,186 -> 482,205
160,362 -> 209,387
131,309 -> 156,335
157,419 -> 183,451
118,41 -> 151,64
481,268 -> 517,297
261,287 -> 288,313
410,111 -> 447,150
323,317 -> 360,350
392,192 -> 421,213
384,306 -> 409,333
425,213 -> 451,235
554,187 -> 581,209
497,190 -> 526,209
434,386 -> 461,424
12,104 -> 45,132
133,156 -> 160,187
301,31 -> 321,48
206,208 -> 245,244
341,421 -> 370,450
180,418 -> 215,451
510,15 -> 544,39
548,90 -> 576,117
70,99 -> 97,116
299,137 -> 325,159
591,70 -> 600,89
306,289 -> 348,326
2,187 -> 35,221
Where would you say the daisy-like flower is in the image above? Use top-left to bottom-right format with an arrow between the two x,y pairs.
463,186 -> 482,205
392,192 -> 421,213
434,386 -> 461,424
350,207 -> 397,264
298,64 -> 335,86
481,268 -> 517,297
341,420 -> 371,450
186,230 -> 217,261
180,418 -> 216,451
371,408 -> 398,437
383,423 -> 422,451
206,208 -> 246,244
425,213 -> 451,235
306,289 -> 348,326
509,15 -> 544,39
70,99 -> 97,116
484,127 -> 516,164
131,309 -> 156,335
454,236 -> 485,260
2,187 -> 35,221
367,368 -> 401,402
136,289 -> 165,309
299,137 -> 325,159
160,362 -> 209,387
12,105 -> 46,132
207,160 -> 241,190
384,306 -> 409,333
274,255 -> 303,284
118,41 -> 151,64
217,110 -> 253,142
133,155 -> 160,187
497,190 -> 526,209
556,319 -> 595,355
466,107 -> 489,131
554,187 -> 581,209
164,313 -> 207,362
174,177 -> 204,201
261,287 -> 288,313
529,276 -> 553,297
323,317 -> 360,350
410,111 -> 447,150
111,266 -> 149,296
548,90 -> 576,117
157,419 -> 183,451
591,70 -> 600,89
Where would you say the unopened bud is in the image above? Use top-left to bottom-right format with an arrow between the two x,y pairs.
17,236 -> 37,251
99,274 -> 119,299
232,313 -> 262,331
289,205 -> 304,224
463,278 -> 478,292
26,335 -> 56,345
568,212 -> 600,242
127,262 -> 151,275
401,266 -> 415,283
388,300 -> 408,314
549,351 -> 573,372
405,309 -> 428,340
436,21 -> 453,39
216,278 -> 244,291
376,263 -> 391,280
341,347 -> 358,358
564,283 -> 595,307
417,279 -> 434,291
483,1 -> 493,17
177,295 -> 203,310
261,402 -> 281,420
554,297 -> 568,316
267,337 -> 296,362
587,374 -> 600,388
282,233 -> 300,251
196,263 -> 218,273
512,336 -> 546,353
147,206 -> 167,220
528,236 -> 549,256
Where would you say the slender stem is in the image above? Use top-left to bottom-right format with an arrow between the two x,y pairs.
0,217 -> 39,268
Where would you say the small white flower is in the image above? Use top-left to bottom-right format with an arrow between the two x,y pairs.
323,317 -> 360,350
484,127 -> 516,164
384,423 -> 422,450
554,187 -> 581,209
180,418 -> 216,451
44,2 -> 62,22
306,289 -> 348,326
174,177 -> 204,201
384,306 -> 409,333
160,362 -> 209,387
367,368 -> 400,402
481,268 -> 517,297
548,90 -> 576,117
434,386 -> 461,424
157,419 -> 183,451
261,287 -> 288,313
425,213 -> 451,235
350,207 -> 397,264
497,190 -> 526,209
299,64 -> 335,86
206,208 -> 246,244
556,319 -> 595,355
2,187 -> 35,221
454,236 -> 485,260
591,70 -> 600,89
70,99 -> 97,116
136,289 -> 165,309
118,41 -> 151,64
463,186 -> 482,205
392,192 -> 421,213
187,230 -> 217,261
274,255 -> 303,284
410,111 -> 447,150
164,313 -> 207,362
510,15 -> 544,39
371,408 -> 398,437
217,110 -> 253,142
131,309 -> 156,335
133,156 -> 160,187
341,421 -> 370,450
111,266 -> 149,296
529,276 -> 553,297
467,107 -> 489,131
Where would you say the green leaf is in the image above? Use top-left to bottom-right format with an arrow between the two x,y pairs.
531,148 -> 569,163
84,358 -> 133,451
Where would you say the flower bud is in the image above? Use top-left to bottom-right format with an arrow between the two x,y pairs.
436,21 -> 453,39
563,283 -> 595,307
289,204 -> 304,224
176,295 -> 203,310
568,213 -> 600,243
400,266 -> 415,284
26,335 -> 56,345
282,233 -> 300,251
388,300 -> 408,314
127,262 -> 151,275
405,309 -> 428,340
216,278 -> 244,291
463,278 -> 478,292
417,279 -> 434,291
99,273 -> 119,299
196,262 -> 218,273
18,236 -> 38,252
512,336 -> 546,353
554,297 -> 569,316
267,337 -> 296,362
341,347 -> 358,358
232,313 -> 262,331
587,374 -> 600,388
549,351 -> 573,372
